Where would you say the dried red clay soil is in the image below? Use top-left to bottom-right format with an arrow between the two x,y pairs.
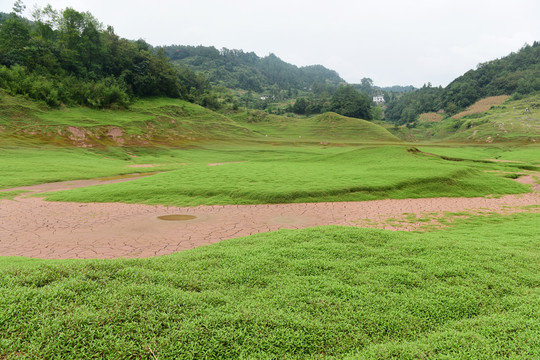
1,174 -> 538,259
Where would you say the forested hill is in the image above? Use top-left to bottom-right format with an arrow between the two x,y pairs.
0,4 -> 370,120
0,7 -> 208,108
161,45 -> 344,93
386,42 -> 540,124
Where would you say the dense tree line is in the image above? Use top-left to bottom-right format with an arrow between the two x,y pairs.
386,42 -> 540,124
161,45 -> 344,94
0,2 -> 208,108
385,84 -> 444,125
352,78 -> 415,103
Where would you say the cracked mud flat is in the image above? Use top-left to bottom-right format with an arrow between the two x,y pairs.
1,175 -> 539,259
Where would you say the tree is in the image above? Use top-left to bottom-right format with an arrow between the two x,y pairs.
12,0 -> 26,15
330,85 -> 372,120
358,77 -> 373,94
293,98 -> 307,114
0,1 -> 31,66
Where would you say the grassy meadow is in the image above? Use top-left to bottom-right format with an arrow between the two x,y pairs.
1,93 -> 540,358
0,145 -> 257,189
41,146 -> 530,206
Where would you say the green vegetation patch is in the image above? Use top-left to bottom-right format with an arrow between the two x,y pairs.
0,146 -> 178,189
43,146 -> 529,206
0,143 -> 343,190
1,213 -> 538,358
0,190 -> 25,200
418,145 -> 539,163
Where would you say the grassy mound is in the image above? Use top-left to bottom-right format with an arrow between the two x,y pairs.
0,147 -> 175,189
418,145 -> 540,165
229,111 -> 401,143
1,213 -> 538,358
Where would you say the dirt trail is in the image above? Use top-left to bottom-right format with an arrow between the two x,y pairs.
1,175 -> 539,259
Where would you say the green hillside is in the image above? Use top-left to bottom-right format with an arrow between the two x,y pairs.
0,91 -> 400,146
0,92 -> 258,146
394,94 -> 540,143
385,42 -> 540,124
441,95 -> 540,143
162,45 -> 343,93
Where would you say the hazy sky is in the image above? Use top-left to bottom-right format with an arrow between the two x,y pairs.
2,0 -> 539,87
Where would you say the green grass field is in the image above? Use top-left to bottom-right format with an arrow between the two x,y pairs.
41,146 -> 530,206
1,213 -> 539,359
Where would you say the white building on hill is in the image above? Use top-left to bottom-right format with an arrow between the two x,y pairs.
373,95 -> 385,105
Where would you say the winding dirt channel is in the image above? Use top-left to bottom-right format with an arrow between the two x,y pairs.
1,174 -> 539,259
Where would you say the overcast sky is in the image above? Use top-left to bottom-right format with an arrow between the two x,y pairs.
3,0 -> 539,87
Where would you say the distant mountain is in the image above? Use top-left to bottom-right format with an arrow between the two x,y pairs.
385,42 -> 540,124
161,45 -> 344,93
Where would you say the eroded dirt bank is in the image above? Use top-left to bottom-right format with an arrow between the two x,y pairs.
1,175 -> 538,259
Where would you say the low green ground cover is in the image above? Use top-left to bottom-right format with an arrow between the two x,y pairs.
0,144 -> 344,189
42,146 -> 529,206
0,147 -> 174,189
1,213 -> 538,359
419,145 -> 540,164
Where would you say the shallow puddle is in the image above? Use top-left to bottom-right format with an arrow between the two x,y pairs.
157,214 -> 197,221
